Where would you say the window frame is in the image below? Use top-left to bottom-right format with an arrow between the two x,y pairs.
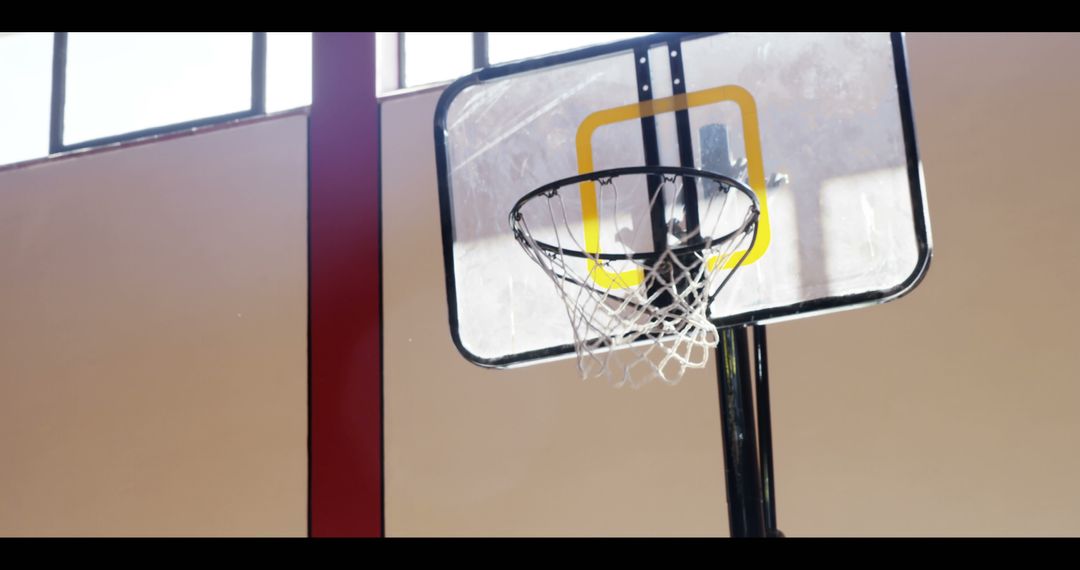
24,33 -> 660,159
389,32 -> 488,93
48,32 -> 268,154
387,32 -> 657,96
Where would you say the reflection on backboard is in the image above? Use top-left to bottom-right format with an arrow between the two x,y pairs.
435,32 -> 931,370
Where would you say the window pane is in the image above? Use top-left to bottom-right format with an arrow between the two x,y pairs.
267,32 -> 311,112
403,32 -> 472,87
0,32 -> 52,165
64,32 -> 252,145
489,32 -> 653,64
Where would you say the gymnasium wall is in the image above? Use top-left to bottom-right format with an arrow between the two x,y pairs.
380,32 -> 1080,536
0,115 -> 309,536
1,32 -> 1076,538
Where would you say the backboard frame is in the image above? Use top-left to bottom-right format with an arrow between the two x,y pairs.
434,32 -> 931,369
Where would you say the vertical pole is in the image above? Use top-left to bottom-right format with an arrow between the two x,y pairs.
472,32 -> 489,70
310,32 -> 383,537
753,324 -> 781,536
633,46 -> 676,318
251,32 -> 267,115
396,33 -> 406,89
667,40 -> 701,244
49,32 -> 68,154
716,326 -> 766,537
632,46 -> 667,256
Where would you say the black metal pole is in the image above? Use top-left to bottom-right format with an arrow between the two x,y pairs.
631,46 -> 668,257
716,326 -> 766,537
752,324 -> 781,537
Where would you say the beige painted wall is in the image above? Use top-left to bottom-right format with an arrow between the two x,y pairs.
0,116 -> 309,536
382,33 -> 1080,536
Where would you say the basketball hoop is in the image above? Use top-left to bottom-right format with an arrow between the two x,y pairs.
509,166 -> 760,386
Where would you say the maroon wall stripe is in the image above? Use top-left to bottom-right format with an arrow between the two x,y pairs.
309,32 -> 383,537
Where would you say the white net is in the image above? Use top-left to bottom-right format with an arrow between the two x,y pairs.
510,167 -> 760,387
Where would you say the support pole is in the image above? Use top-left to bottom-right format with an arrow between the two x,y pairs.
716,326 -> 766,537
753,324 -> 781,537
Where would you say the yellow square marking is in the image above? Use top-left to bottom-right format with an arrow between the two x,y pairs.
575,85 -> 770,289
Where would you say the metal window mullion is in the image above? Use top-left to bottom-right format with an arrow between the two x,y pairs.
396,33 -> 406,89
472,32 -> 488,69
251,32 -> 267,114
49,32 -> 67,154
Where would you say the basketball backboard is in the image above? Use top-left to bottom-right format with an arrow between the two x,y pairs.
435,32 -> 931,369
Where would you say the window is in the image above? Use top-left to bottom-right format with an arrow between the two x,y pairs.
63,33 -> 255,146
2,33 -> 658,166
0,32 -> 312,168
402,33 -> 474,88
0,33 -> 52,165
390,32 -> 654,92
487,32 -> 651,65
266,32 -> 312,113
